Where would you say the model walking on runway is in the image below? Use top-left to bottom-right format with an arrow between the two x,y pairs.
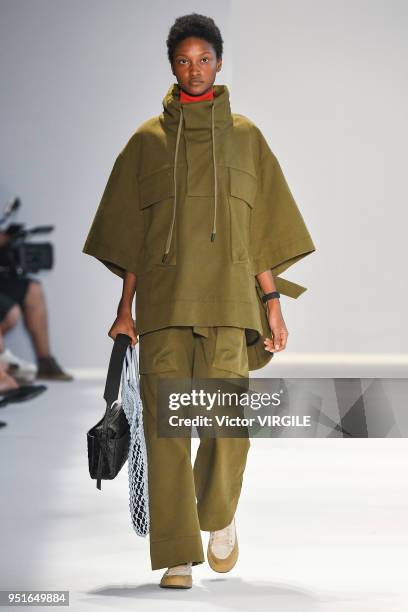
83,12 -> 315,589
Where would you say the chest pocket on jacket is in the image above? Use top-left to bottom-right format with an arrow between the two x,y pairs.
228,167 -> 257,264
138,166 -> 176,268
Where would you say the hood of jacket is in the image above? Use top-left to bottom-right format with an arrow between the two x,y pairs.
159,82 -> 233,263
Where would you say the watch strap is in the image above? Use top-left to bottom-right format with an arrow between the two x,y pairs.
261,291 -> 281,303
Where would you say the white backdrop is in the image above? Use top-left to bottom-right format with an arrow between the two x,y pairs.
0,0 -> 406,368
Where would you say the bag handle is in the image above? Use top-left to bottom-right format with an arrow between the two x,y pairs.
103,333 -> 131,407
124,344 -> 140,386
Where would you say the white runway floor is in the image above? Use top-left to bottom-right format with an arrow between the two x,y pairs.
1,361 -> 408,612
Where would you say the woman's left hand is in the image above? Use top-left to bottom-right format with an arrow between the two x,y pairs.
264,300 -> 289,353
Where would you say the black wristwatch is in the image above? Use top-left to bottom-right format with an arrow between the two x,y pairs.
261,291 -> 281,303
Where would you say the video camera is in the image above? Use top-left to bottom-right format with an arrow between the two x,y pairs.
0,198 -> 54,277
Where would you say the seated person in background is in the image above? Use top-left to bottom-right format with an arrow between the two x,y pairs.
0,230 -> 72,381
0,293 -> 37,383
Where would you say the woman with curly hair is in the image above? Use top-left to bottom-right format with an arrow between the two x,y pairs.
83,12 -> 315,589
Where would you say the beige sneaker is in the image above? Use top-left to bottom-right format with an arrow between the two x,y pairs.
159,562 -> 193,589
207,516 -> 239,573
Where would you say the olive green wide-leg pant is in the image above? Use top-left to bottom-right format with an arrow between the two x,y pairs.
138,325 -> 251,571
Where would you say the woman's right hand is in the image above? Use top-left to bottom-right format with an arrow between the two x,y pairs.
108,313 -> 139,347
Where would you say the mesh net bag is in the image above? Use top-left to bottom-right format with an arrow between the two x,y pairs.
120,344 -> 150,537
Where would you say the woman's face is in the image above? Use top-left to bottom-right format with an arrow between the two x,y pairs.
171,36 -> 222,96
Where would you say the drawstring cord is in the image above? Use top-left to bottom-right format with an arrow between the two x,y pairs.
162,105 -> 183,263
162,100 -> 217,263
211,103 -> 217,242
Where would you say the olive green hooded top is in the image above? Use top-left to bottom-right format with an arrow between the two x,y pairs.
82,83 -> 316,371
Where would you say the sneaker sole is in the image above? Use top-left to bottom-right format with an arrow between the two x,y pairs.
159,575 -> 192,589
207,538 -> 239,573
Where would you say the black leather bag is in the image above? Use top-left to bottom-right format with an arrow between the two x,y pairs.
87,333 -> 131,490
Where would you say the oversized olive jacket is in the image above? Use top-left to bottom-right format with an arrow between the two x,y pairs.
82,83 -> 316,371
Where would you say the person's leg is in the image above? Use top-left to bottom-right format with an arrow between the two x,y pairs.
192,326 -> 251,532
139,326 -> 206,571
0,294 -> 38,383
0,301 -> 20,345
0,301 -> 20,391
20,279 -> 50,358
16,278 -> 72,380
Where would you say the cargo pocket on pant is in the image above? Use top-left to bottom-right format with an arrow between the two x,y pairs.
211,326 -> 249,377
138,327 -> 179,374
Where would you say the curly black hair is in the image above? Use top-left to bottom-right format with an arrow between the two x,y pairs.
166,13 -> 223,64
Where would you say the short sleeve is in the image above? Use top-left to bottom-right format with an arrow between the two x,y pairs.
250,128 -> 316,298
82,138 -> 144,279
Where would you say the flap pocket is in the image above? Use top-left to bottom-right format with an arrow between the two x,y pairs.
229,167 -> 257,208
138,327 -> 179,374
212,326 -> 249,377
139,167 -> 174,210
